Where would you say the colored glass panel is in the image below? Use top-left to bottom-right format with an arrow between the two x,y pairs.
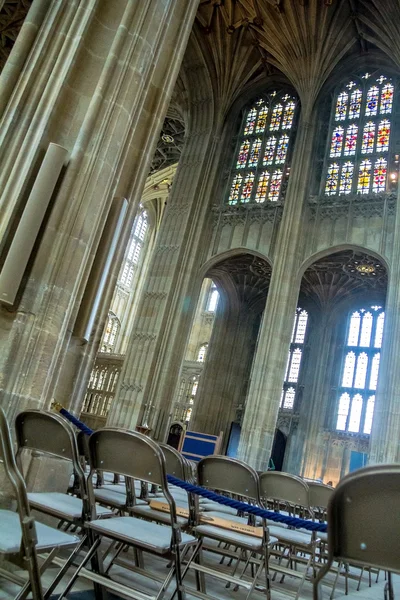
330,126 -> 344,157
373,157 -> 387,193
276,135 -> 289,163
365,85 -> 379,116
236,140 -> 250,168
380,83 -> 394,114
376,119 -> 390,152
363,395 -> 375,435
248,138 -> 262,167
337,393 -> 350,430
270,104 -> 283,130
335,91 -> 348,121
229,174 -> 243,204
282,101 -> 296,129
349,89 -> 362,119
263,136 -> 277,164
348,394 -> 363,432
268,169 -> 283,200
244,107 -> 257,135
325,163 -> 339,195
344,124 -> 358,156
255,107 -> 268,133
339,161 -> 354,194
361,122 -> 375,154
255,171 -> 270,202
358,159 -> 371,194
240,173 -> 254,202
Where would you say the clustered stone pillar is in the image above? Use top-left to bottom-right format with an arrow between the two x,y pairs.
238,108 -> 318,471
0,0 -> 199,419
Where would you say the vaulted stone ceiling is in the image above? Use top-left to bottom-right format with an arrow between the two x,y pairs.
150,118 -> 185,175
0,0 -> 32,70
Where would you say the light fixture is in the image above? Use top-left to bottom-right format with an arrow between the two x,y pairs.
390,172 -> 397,181
162,134 -> 174,143
356,264 -> 376,275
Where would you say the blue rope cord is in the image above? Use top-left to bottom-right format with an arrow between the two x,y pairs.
56,405 -> 327,533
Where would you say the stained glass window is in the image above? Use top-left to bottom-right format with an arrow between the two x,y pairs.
228,93 -> 297,204
119,211 -> 148,288
336,305 -> 385,434
281,308 -> 308,411
197,344 -> 208,363
325,74 -> 395,196
206,283 -> 219,312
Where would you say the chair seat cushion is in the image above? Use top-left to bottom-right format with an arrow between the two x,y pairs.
268,525 -> 313,547
199,502 -> 238,516
199,511 -> 251,525
0,510 -> 80,555
131,504 -> 188,527
195,524 -> 277,552
28,492 -> 112,520
87,516 -> 196,554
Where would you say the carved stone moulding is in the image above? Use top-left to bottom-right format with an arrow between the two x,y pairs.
212,201 -> 284,227
308,192 -> 396,221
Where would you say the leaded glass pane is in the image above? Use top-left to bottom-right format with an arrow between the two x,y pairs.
374,312 -> 385,348
344,124 -> 358,156
358,159 -> 371,193
236,140 -> 250,168
240,173 -> 254,202
197,344 -> 208,362
365,86 -> 379,116
354,352 -> 368,389
342,352 -> 356,387
339,161 -> 354,194
349,89 -> 362,119
369,353 -> 380,391
348,312 -> 361,346
373,157 -> 387,193
263,137 -> 277,165
276,135 -> 289,163
377,119 -> 390,152
363,395 -> 375,434
335,92 -> 348,121
348,394 -> 363,432
248,139 -> 262,167
288,348 -> 302,382
337,393 -> 350,430
361,122 -> 375,154
229,174 -> 243,204
283,387 -> 295,410
294,310 -> 308,343
268,170 -> 283,200
270,104 -> 283,130
282,102 -> 296,129
325,163 -> 339,195
244,108 -> 257,135
255,107 -> 268,133
330,126 -> 344,157
255,171 -> 270,202
380,83 -> 394,114
360,312 -> 373,347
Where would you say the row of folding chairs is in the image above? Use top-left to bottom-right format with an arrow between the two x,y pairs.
1,407 -> 399,600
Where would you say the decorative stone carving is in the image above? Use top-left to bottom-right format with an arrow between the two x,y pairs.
212,202 -> 284,227
308,192 -> 396,220
150,118 -> 185,174
120,381 -> 143,393
154,244 -> 181,254
129,332 -> 157,342
143,291 -> 168,300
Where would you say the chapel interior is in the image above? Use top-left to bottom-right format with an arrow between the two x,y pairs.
0,1 -> 399,599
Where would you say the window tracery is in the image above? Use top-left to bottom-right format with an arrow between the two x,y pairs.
119,211 -> 148,288
206,283 -> 219,312
336,305 -> 384,435
197,344 -> 208,363
228,93 -> 297,205
101,312 -> 120,353
280,308 -> 309,410
324,73 -> 395,196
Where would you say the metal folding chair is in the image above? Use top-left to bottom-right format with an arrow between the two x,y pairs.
0,407 -> 81,600
313,465 -> 400,600
57,427 -> 197,600
182,455 -> 277,600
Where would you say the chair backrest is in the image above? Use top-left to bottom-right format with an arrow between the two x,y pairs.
325,464 -> 400,572
159,443 -> 187,480
197,455 -> 259,502
77,430 -> 90,464
308,482 -> 334,511
259,471 -> 310,512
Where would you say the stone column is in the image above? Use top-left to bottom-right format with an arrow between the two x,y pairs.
107,45 -> 223,434
238,108 -> 318,471
0,0 -> 199,418
190,300 -> 261,440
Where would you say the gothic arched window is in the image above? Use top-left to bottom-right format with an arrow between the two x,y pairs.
119,211 -> 148,288
197,343 -> 208,363
228,92 -> 298,204
324,73 -> 396,196
280,308 -> 309,410
336,305 -> 384,435
101,312 -> 120,353
206,283 -> 219,312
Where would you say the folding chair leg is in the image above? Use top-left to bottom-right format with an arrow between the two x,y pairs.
55,536 -> 104,600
